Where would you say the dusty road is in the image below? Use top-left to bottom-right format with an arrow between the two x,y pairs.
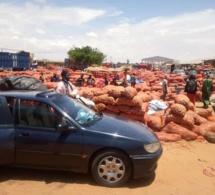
0,140 -> 214,195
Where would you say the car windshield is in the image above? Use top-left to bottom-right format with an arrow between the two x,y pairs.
210,71 -> 215,76
189,69 -> 197,73
174,70 -> 185,74
52,96 -> 102,124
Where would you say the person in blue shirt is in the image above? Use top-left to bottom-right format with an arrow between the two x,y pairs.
51,73 -> 60,82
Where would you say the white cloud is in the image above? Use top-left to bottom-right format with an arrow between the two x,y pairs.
95,9 -> 215,62
0,2 -> 215,63
86,32 -> 98,38
107,11 -> 123,17
33,0 -> 48,4
35,28 -> 46,35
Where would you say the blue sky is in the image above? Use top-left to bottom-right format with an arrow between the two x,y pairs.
0,0 -> 215,63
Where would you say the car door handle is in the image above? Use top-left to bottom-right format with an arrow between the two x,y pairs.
20,132 -> 29,136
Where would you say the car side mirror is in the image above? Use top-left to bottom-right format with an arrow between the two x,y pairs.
56,122 -> 76,132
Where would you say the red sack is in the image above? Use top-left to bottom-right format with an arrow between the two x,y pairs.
170,103 -> 187,116
155,132 -> 181,142
162,121 -> 198,141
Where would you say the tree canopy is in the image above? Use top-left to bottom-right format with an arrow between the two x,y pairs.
67,46 -> 106,66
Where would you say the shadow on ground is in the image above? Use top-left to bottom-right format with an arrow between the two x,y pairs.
0,167 -> 155,188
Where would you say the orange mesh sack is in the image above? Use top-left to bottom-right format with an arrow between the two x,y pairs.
131,103 -> 148,115
92,94 -> 115,105
170,103 -> 187,116
45,82 -> 56,89
196,107 -> 213,118
81,88 -> 94,99
207,116 -> 215,122
196,91 -> 202,101
147,115 -> 163,131
116,97 -> 137,106
121,86 -> 137,99
155,132 -> 181,142
118,105 -> 132,114
119,112 -> 144,122
141,84 -> 151,92
151,110 -> 165,117
135,92 -> 152,102
95,103 -> 106,111
106,104 -> 120,113
92,88 -> 108,96
185,110 -> 207,126
134,84 -> 142,92
131,93 -> 151,107
151,85 -> 162,91
108,86 -> 124,98
162,121 -> 198,141
194,114 -> 207,125
174,94 -> 190,108
166,112 -> 194,127
187,102 -> 195,111
181,111 -> 195,127
193,121 -> 215,135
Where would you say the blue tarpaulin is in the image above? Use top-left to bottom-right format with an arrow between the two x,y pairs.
127,78 -> 144,83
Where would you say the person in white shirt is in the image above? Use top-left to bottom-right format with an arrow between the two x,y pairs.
55,69 -> 79,98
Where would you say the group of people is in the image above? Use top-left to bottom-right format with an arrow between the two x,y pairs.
75,74 -> 96,87
162,73 -> 213,108
39,73 -> 60,83
42,68 -> 214,109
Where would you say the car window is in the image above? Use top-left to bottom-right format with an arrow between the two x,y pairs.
19,100 -> 56,129
0,97 -> 14,125
52,96 -> 100,124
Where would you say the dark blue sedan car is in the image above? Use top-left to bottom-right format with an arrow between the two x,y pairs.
0,90 -> 162,187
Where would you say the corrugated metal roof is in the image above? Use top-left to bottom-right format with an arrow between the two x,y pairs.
141,56 -> 175,63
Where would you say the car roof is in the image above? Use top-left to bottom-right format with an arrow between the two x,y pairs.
0,90 -> 62,99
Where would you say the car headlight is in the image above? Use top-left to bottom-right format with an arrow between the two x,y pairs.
144,142 -> 161,153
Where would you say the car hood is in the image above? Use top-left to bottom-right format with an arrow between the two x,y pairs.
84,113 -> 158,143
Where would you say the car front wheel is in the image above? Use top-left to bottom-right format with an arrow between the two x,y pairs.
91,150 -> 132,187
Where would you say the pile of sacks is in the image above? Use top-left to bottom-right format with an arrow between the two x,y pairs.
150,94 -> 215,143
78,86 -> 215,143
1,65 -> 215,143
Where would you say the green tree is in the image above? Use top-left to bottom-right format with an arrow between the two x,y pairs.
67,46 -> 106,66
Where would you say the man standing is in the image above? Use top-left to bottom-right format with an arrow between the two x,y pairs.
162,75 -> 168,101
170,64 -> 175,73
184,74 -> 198,104
202,73 -> 213,108
55,69 -> 79,98
130,73 -> 136,87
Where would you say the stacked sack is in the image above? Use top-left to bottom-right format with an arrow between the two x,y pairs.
152,94 -> 215,143
79,85 -> 151,123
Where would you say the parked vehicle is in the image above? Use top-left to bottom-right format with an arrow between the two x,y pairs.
0,51 -> 37,71
210,70 -> 215,77
201,69 -> 214,76
187,69 -> 198,76
0,90 -> 162,187
172,69 -> 187,79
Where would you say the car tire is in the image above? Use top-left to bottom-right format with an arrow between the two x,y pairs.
91,150 -> 132,187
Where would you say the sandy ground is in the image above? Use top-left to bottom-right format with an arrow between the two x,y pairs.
0,140 -> 214,195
